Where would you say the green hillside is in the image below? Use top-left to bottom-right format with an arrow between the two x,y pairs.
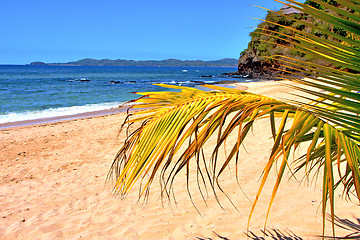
234,0 -> 351,79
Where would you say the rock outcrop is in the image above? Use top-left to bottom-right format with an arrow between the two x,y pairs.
230,1 -> 344,80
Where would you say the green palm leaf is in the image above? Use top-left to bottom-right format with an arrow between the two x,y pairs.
108,0 -> 360,237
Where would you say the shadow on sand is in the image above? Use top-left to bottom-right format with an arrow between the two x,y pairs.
322,215 -> 360,239
196,229 -> 302,240
196,231 -> 231,240
196,215 -> 360,239
245,229 -> 303,240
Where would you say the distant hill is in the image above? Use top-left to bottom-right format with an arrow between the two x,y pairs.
30,58 -> 238,67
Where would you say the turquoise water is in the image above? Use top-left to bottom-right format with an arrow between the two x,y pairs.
0,65 -> 242,124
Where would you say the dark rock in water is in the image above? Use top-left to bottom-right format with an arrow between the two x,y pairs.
66,78 -> 91,82
79,78 -> 90,82
200,75 -> 214,78
191,80 -> 205,84
109,81 -> 121,84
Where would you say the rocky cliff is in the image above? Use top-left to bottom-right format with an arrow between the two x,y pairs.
232,0 -> 343,79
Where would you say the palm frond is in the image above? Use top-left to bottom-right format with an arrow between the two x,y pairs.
108,0 -> 360,237
108,86 -> 294,197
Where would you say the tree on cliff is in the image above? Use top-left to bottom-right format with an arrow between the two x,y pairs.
305,0 -> 338,9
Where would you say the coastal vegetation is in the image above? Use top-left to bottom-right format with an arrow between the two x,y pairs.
235,0 -> 353,79
108,0 -> 360,237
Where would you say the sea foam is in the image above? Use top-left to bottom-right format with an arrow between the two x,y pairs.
0,102 -> 124,124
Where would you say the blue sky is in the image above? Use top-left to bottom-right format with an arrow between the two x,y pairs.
1,0 -> 295,64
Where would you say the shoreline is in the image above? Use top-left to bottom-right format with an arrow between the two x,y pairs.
0,106 -> 128,130
0,82 -> 252,130
0,79 -> 282,130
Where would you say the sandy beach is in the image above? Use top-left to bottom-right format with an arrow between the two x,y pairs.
1,80 -> 359,239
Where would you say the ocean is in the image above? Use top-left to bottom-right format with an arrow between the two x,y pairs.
0,65 -> 249,126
